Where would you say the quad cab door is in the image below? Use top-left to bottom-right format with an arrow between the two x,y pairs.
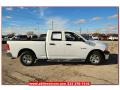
64,32 -> 88,59
46,31 -> 65,59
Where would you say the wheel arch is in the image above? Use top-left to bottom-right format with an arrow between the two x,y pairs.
86,49 -> 105,61
17,48 -> 37,58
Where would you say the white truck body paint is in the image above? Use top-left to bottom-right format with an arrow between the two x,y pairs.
7,30 -> 109,60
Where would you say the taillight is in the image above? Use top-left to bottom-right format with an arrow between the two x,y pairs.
5,44 -> 10,51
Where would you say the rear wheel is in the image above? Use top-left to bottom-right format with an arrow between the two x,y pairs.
20,51 -> 35,66
88,51 -> 104,65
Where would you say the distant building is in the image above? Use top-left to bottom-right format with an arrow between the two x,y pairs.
98,34 -> 109,41
108,34 -> 118,41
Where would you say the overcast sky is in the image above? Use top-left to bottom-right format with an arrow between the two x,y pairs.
2,7 -> 118,35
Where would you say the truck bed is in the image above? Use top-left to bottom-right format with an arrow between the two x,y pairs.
7,41 -> 47,59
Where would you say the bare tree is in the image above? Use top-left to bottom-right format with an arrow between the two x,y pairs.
27,31 -> 34,36
7,32 -> 16,38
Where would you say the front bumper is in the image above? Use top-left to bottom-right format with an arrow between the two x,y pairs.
103,50 -> 110,60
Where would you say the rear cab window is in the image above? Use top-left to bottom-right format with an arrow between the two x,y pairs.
51,32 -> 62,41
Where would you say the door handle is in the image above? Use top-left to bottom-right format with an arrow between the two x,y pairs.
66,44 -> 71,46
49,43 -> 55,45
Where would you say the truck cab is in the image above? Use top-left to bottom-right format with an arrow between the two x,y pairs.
46,31 -> 87,59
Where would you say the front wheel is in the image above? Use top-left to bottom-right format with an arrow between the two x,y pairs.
88,51 -> 104,65
20,51 -> 35,66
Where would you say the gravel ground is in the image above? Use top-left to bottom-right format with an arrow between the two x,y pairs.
2,41 -> 119,85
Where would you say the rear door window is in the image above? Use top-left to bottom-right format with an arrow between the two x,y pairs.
51,32 -> 62,41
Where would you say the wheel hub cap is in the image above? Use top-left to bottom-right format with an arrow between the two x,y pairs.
90,54 -> 100,64
22,55 -> 32,64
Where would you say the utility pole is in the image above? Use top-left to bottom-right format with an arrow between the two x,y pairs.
87,28 -> 88,34
51,20 -> 54,30
36,22 -> 39,33
80,27 -> 81,34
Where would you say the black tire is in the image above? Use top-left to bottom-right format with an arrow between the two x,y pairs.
20,51 -> 36,66
88,51 -> 104,65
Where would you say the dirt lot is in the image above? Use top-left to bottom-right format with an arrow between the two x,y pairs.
2,41 -> 119,85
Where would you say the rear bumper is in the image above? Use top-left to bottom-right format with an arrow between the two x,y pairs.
6,52 -> 12,57
6,52 -> 16,59
103,51 -> 110,60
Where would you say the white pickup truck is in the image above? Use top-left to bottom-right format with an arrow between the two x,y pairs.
6,30 -> 110,66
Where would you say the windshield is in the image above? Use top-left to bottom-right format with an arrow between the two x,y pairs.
81,34 -> 93,40
74,32 -> 87,41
